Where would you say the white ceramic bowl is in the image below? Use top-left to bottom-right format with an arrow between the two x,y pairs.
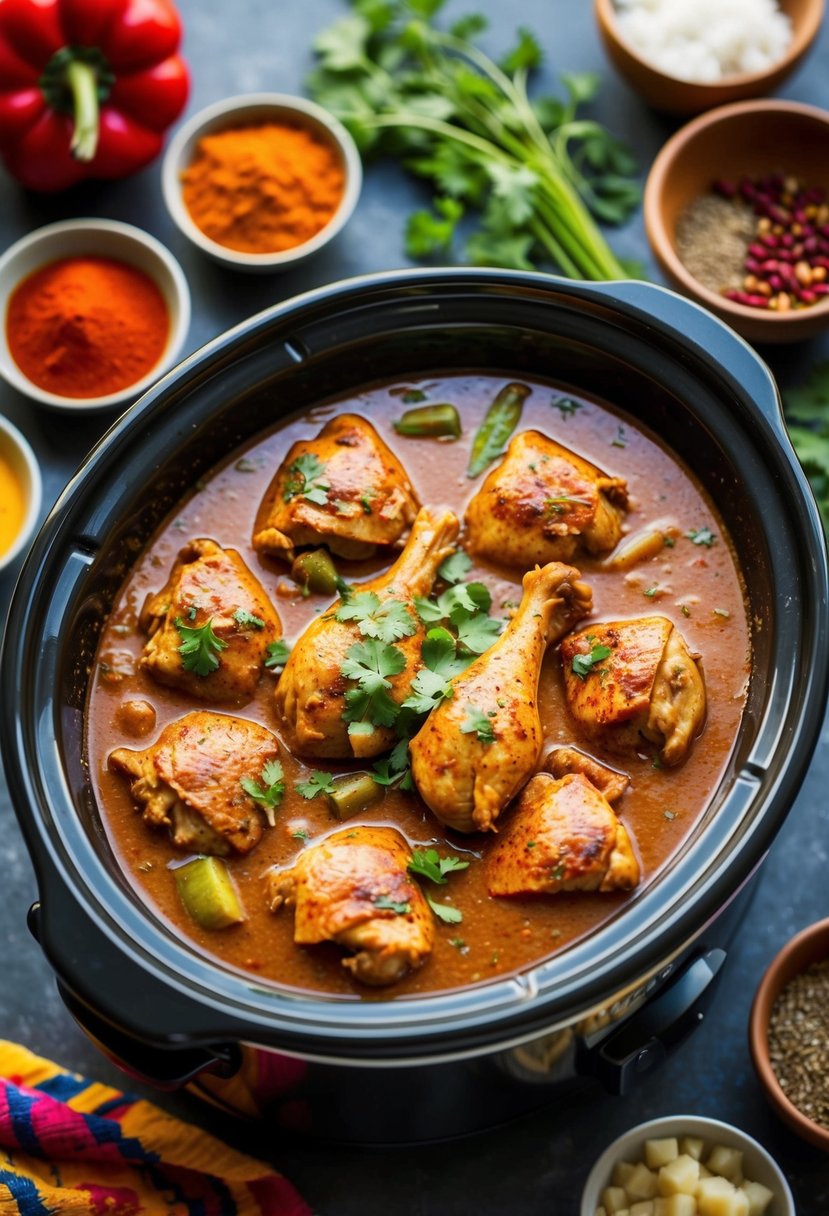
161,92 -> 363,273
0,219 -> 191,412
0,413 -> 42,572
580,1114 -> 795,1216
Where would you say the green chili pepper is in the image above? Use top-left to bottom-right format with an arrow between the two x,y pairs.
393,403 -> 461,439
467,383 -> 531,478
175,856 -> 245,930
326,772 -> 385,820
291,548 -> 341,596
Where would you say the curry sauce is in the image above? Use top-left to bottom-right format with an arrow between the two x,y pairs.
86,374 -> 750,998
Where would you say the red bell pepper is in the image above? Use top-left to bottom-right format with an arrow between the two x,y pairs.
0,0 -> 189,191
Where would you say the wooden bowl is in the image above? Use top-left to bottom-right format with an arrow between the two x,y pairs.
594,0 -> 824,116
750,918 -> 829,1151
643,100 -> 829,344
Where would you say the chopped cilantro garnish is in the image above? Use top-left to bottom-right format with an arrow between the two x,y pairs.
233,608 -> 265,630
437,550 -> 473,584
241,759 -> 285,826
336,591 -> 417,644
686,527 -> 716,547
460,706 -> 496,744
553,395 -> 581,417
427,897 -> 463,924
341,639 -> 406,730
571,642 -> 612,680
175,616 -> 228,677
295,771 -> 337,800
265,639 -> 291,671
374,895 -> 411,915
292,829 -> 311,841
408,848 -> 470,885
283,453 -> 329,506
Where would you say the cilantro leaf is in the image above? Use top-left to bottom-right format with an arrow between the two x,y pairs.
175,616 -> 228,677
686,528 -> 716,547
455,611 -> 502,654
374,894 -> 411,914
341,639 -> 406,729
372,735 -> 414,791
421,626 -> 467,677
283,453 -> 329,505
265,639 -> 291,671
241,759 -> 285,826
437,550 -> 473,584
313,14 -> 370,70
233,609 -> 265,630
402,666 -> 453,714
336,592 -> 417,643
409,848 -> 470,885
405,197 -> 464,257
485,162 -> 538,227
427,896 -> 463,924
460,706 -> 496,744
571,643 -> 612,680
295,771 -> 337,799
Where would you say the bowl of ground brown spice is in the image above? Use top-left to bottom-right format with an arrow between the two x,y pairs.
0,219 -> 191,411
162,93 -> 362,272
750,918 -> 829,1150
644,100 -> 829,343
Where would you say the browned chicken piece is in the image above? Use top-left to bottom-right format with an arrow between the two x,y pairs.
409,563 -> 593,834
487,772 -> 640,896
464,430 -> 628,570
276,507 -> 459,761
252,414 -> 420,562
561,616 -> 706,766
139,538 -> 281,705
544,746 -> 630,805
109,711 -> 283,856
269,826 -> 434,986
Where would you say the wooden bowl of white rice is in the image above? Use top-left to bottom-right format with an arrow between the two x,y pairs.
595,0 -> 823,115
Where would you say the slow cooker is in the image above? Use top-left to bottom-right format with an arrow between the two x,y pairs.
2,270 -> 827,1143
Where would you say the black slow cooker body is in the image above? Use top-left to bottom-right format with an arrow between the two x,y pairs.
2,270 -> 827,1143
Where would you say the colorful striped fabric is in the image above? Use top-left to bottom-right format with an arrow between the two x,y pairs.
0,1041 -> 311,1216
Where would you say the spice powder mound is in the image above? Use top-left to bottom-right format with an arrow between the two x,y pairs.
181,120 -> 345,255
675,195 -> 756,295
768,959 -> 829,1129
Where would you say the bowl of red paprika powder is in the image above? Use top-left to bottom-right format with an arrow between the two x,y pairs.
0,219 -> 191,411
161,93 -> 362,272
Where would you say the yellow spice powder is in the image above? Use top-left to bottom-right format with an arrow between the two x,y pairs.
0,453 -> 26,558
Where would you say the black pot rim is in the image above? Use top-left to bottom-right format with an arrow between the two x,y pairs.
3,268 -> 827,1062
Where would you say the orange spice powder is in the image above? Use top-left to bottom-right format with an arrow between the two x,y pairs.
180,120 -> 345,254
7,256 -> 169,399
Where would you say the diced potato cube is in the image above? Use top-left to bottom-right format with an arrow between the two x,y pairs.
602,1188 -> 630,1215
613,1162 -> 637,1188
655,1197 -> 697,1216
679,1137 -> 705,1161
697,1176 -> 749,1216
659,1155 -> 700,1196
646,1138 -> 680,1169
626,1163 -> 659,1200
630,1203 -> 655,1216
706,1146 -> 743,1185
740,1181 -> 773,1216
698,1165 -> 711,1180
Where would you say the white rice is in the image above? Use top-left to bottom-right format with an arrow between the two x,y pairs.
614,0 -> 793,83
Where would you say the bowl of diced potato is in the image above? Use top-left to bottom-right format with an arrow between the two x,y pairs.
580,1114 -> 794,1216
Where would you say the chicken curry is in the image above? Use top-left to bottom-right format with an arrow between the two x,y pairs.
86,373 -> 749,997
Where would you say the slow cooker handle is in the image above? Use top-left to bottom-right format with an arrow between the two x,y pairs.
591,280 -> 784,429
581,947 -> 726,1095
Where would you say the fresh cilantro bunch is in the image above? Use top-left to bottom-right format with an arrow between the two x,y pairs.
309,0 -> 639,277
783,363 -> 829,534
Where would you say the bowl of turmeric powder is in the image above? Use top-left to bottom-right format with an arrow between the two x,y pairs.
0,219 -> 191,411
161,93 -> 362,272
0,412 -> 41,573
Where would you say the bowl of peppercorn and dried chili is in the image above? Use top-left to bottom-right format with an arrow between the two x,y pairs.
0,218 -> 191,411
750,918 -> 829,1150
644,99 -> 829,343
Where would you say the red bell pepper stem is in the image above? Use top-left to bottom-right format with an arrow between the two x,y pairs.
66,60 -> 100,162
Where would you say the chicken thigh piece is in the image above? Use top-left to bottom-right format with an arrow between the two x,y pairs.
139,538 -> 282,704
561,616 -> 706,766
409,562 -> 593,834
487,772 -> 640,896
109,711 -> 283,856
269,826 -> 434,986
252,414 -> 420,562
276,507 -> 459,761
464,430 -> 628,570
